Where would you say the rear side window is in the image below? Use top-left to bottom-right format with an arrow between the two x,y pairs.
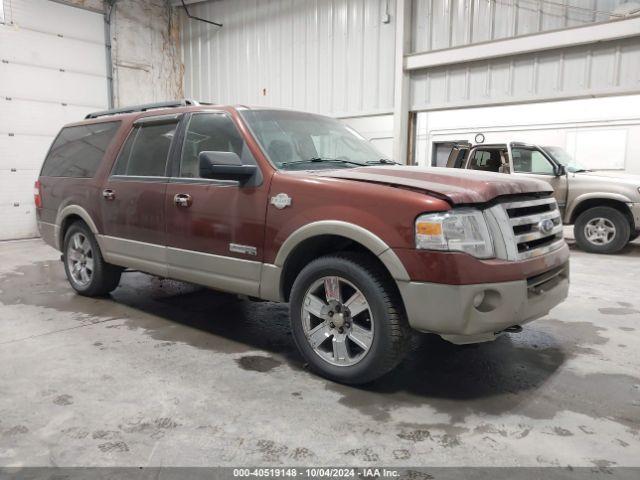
41,121 -> 121,177
112,121 -> 177,177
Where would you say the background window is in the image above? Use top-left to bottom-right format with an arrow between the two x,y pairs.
41,122 -> 121,177
113,122 -> 177,177
180,113 -> 254,178
512,148 -> 555,174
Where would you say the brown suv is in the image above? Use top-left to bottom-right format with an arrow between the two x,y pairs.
36,100 -> 570,384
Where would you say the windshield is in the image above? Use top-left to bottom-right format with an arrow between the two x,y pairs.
542,146 -> 588,173
240,109 -> 388,170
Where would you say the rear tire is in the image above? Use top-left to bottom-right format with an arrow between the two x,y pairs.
574,206 -> 630,254
63,222 -> 122,296
289,252 -> 411,384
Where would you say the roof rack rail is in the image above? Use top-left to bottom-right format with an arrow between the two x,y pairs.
84,99 -> 201,119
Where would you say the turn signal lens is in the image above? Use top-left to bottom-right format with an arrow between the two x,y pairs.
415,221 -> 442,236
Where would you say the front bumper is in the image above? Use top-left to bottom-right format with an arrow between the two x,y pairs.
398,261 -> 570,344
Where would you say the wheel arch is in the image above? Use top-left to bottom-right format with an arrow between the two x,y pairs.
568,195 -> 634,229
56,205 -> 100,251
260,221 -> 410,302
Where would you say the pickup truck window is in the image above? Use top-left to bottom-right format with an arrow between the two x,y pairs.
112,122 -> 177,177
179,113 -> 255,178
42,121 -> 120,178
467,149 -> 502,172
512,147 -> 555,175
241,109 -> 386,170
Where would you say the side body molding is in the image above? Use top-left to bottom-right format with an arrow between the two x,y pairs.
259,220 -> 410,302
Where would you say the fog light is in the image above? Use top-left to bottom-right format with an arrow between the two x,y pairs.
472,291 -> 485,308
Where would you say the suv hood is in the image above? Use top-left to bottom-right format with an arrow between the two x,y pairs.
315,166 -> 552,204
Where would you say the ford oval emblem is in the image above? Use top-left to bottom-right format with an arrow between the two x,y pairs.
538,218 -> 555,235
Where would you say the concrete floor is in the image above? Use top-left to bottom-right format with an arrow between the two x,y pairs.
0,237 -> 638,468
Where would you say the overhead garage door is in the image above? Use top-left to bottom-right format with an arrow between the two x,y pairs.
0,0 -> 108,240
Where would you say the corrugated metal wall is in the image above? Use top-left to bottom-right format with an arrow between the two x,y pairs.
410,36 -> 640,110
411,0 -> 631,53
181,0 -> 396,117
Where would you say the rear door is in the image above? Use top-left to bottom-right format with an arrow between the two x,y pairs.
99,114 -> 181,276
164,111 -> 270,297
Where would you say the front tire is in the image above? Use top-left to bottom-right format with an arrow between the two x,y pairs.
289,252 -> 411,384
63,222 -> 122,296
574,206 -> 630,254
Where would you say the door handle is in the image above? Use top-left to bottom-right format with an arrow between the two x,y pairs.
102,188 -> 116,201
174,193 -> 192,208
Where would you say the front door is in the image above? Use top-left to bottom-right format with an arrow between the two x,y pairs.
100,115 -> 180,276
164,111 -> 271,297
510,144 -> 569,211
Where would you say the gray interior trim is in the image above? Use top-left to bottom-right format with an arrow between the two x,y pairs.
274,220 -> 410,281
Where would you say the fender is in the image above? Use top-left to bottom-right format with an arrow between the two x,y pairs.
259,220 -> 410,302
54,205 -> 101,251
566,192 -> 634,223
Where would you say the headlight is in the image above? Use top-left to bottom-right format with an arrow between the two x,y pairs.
415,209 -> 494,259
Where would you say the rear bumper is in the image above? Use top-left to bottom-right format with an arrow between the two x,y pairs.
398,261 -> 570,344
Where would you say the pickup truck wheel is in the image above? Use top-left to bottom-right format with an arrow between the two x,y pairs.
289,253 -> 411,384
63,222 -> 122,296
574,206 -> 630,254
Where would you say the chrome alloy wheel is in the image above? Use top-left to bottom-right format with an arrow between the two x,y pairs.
301,276 -> 374,367
584,217 -> 616,245
66,232 -> 94,287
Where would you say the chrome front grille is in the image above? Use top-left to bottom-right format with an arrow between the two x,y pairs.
484,196 -> 565,261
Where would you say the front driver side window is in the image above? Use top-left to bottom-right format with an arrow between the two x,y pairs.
179,113 -> 255,178
512,148 -> 555,175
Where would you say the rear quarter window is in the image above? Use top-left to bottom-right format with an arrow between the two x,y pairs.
41,121 -> 121,177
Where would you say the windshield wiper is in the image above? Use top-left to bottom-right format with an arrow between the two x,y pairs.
280,157 -> 366,167
365,159 -> 399,165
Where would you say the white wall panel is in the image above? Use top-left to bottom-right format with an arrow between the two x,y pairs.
2,0 -> 105,41
0,27 -> 106,75
415,94 -> 640,174
180,0 -> 396,117
0,63 -> 108,107
410,37 -> 640,110
411,0 -> 631,53
0,0 -> 108,240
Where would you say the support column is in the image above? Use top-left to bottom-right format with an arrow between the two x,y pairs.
392,0 -> 412,164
